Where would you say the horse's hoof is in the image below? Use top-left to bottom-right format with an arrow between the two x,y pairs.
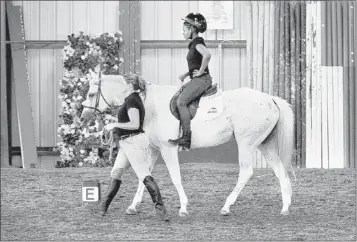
126,207 -> 137,215
179,210 -> 189,217
281,210 -> 289,216
220,209 -> 231,216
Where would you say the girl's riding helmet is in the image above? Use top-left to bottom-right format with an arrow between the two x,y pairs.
182,13 -> 207,33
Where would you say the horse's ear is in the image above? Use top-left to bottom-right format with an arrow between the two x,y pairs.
88,69 -> 99,85
94,64 -> 101,74
88,84 -> 99,94
92,65 -> 101,84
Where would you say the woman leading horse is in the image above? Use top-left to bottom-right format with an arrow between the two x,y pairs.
85,74 -> 170,221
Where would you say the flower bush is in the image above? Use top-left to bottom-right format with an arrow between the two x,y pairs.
57,31 -> 123,167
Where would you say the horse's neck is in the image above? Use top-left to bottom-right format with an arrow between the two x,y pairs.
142,83 -> 177,122
142,83 -> 159,114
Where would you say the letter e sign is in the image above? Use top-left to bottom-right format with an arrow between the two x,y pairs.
82,180 -> 101,202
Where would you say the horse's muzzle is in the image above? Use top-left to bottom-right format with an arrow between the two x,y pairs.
80,108 -> 93,123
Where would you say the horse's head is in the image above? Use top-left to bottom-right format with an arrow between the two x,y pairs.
80,68 -> 128,122
80,66 -> 148,122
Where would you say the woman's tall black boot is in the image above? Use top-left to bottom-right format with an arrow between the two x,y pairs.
97,178 -> 121,216
143,176 -> 170,221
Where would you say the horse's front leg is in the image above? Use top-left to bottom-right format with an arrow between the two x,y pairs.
160,145 -> 189,217
126,147 -> 160,215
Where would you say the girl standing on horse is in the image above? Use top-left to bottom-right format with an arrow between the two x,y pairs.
96,74 -> 169,221
168,13 -> 213,150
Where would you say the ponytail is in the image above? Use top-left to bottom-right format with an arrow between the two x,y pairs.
136,75 -> 146,96
123,73 -> 147,98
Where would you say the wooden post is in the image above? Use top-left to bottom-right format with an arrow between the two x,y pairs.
0,0 -> 10,167
349,1 -> 355,168
273,2 -> 280,97
133,1 -> 141,75
300,2 -> 307,168
342,2 -> 350,168
119,1 -> 141,75
119,1 -> 130,74
6,2 -> 38,169
305,2 -> 312,167
354,1 -> 357,168
129,2 -> 135,73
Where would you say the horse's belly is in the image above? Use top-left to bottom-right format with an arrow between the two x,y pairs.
190,113 -> 233,149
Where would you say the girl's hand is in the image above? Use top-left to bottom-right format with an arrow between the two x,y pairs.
103,123 -> 117,131
193,70 -> 206,77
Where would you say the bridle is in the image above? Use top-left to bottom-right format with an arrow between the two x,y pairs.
81,72 -> 116,160
82,72 -> 113,114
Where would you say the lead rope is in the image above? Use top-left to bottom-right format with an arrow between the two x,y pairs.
100,129 -> 114,162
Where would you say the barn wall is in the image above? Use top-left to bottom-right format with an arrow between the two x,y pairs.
10,1 -> 120,166
11,1 -> 290,168
11,1 -> 354,168
140,1 -> 249,88
272,2 -> 307,168
305,1 -> 356,168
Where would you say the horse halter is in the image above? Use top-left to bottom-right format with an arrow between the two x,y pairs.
82,73 -> 113,114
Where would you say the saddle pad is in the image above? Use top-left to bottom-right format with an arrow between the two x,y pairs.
193,90 -> 224,123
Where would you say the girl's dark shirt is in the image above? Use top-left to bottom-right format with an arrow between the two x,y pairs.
116,92 -> 145,137
187,37 -> 210,78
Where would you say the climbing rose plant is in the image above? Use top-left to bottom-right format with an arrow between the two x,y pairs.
57,31 -> 123,167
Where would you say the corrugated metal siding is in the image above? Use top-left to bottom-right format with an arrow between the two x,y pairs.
140,1 -> 248,87
19,1 -> 119,40
305,1 -> 356,168
248,2 -> 276,168
328,1 -> 357,168
141,1 -> 275,168
273,2 -> 307,168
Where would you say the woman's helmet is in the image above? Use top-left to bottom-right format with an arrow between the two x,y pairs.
182,13 -> 207,33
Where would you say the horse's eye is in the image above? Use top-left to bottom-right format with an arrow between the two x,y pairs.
88,93 -> 95,97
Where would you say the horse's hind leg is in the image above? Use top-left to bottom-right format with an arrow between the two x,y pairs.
259,138 -> 292,215
126,147 -> 160,215
221,143 -> 254,216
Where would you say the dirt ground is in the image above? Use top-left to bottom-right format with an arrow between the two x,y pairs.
1,163 -> 355,241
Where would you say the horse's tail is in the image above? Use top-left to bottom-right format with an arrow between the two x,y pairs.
271,97 -> 297,182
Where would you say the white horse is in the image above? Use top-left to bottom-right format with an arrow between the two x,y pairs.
81,71 -> 295,217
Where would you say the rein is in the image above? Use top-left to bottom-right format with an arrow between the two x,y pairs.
81,78 -> 113,114
82,73 -> 117,162
100,128 -> 114,162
